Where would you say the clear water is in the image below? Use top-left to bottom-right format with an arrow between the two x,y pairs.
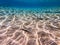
0,1 -> 60,45
0,0 -> 60,8
0,0 -> 60,14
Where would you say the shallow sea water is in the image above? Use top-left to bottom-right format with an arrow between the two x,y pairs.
0,6 -> 60,45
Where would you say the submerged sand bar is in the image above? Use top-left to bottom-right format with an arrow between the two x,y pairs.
0,7 -> 60,45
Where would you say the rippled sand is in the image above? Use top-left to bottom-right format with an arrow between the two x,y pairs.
0,7 -> 60,45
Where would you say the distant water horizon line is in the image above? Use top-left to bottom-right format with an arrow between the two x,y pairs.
0,5 -> 60,9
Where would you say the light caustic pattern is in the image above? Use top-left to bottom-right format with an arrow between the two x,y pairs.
0,8 -> 60,45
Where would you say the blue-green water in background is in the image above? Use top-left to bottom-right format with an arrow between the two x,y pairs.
0,0 -> 60,14
0,0 -> 60,8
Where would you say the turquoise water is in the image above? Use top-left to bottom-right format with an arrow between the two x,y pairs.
0,0 -> 60,8
0,6 -> 60,16
0,0 -> 60,15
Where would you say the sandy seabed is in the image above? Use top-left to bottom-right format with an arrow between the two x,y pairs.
0,7 -> 60,45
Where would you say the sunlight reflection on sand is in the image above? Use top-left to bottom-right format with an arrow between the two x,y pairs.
0,7 -> 60,45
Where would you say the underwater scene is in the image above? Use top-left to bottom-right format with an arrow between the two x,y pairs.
0,0 -> 60,45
